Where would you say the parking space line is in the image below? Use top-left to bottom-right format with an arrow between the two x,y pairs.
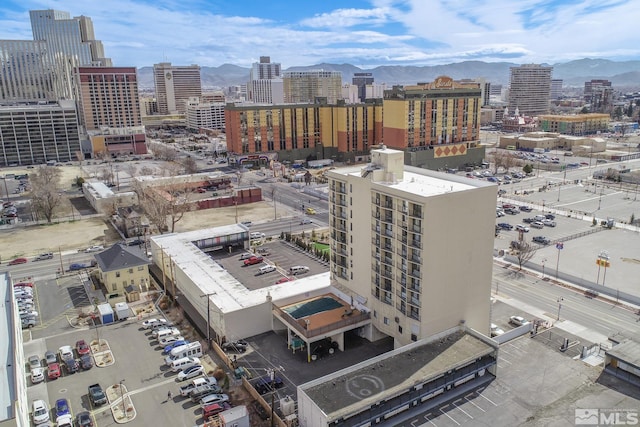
464,395 -> 486,412
477,392 -> 498,406
439,405 -> 460,425
503,342 -> 527,354
421,413 -> 437,426
452,400 -> 473,419
498,356 -> 512,365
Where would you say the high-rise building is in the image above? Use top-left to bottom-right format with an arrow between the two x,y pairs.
75,67 -> 141,130
508,64 -> 552,117
1,9 -> 111,102
225,100 -> 383,161
584,79 -> 613,113
382,77 -> 482,148
247,56 -> 283,104
283,70 -> 342,104
153,63 -> 202,114
352,72 -> 374,102
0,39 -> 71,102
550,79 -> 563,99
186,102 -> 226,131
326,147 -> 495,346
0,100 -> 81,165
29,10 -> 111,67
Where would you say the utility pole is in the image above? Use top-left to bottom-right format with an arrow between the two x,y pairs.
200,293 -> 216,349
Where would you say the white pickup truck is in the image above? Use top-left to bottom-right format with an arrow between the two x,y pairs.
179,376 -> 218,397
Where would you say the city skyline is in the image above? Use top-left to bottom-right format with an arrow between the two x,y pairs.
0,0 -> 638,69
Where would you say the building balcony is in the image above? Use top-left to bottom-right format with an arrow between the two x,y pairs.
397,219 -> 407,229
409,208 -> 423,219
409,240 -> 422,249
410,269 -> 421,278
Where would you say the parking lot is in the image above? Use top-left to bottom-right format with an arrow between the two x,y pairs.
392,335 -> 640,427
24,316 -> 225,427
211,240 -> 327,291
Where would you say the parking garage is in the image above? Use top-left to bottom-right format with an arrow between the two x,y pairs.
297,326 -> 499,427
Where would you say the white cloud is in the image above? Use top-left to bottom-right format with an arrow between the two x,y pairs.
300,7 -> 391,28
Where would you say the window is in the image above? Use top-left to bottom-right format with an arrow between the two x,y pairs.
111,283 -> 117,291
128,268 -> 133,274
115,272 -> 120,278
398,325 -> 403,334
383,317 -> 389,325
137,266 -> 144,271
411,333 -> 417,342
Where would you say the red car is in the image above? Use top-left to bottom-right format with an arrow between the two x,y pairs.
14,281 -> 34,288
48,362 -> 61,379
75,340 -> 90,356
9,258 -> 27,265
243,256 -> 263,266
203,402 -> 232,419
276,277 -> 294,284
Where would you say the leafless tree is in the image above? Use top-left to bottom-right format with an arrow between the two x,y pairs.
29,166 -> 63,222
133,180 -> 193,234
140,166 -> 154,176
151,143 -> 178,161
97,166 -> 114,184
493,150 -> 518,174
514,240 -> 537,270
182,156 -> 198,174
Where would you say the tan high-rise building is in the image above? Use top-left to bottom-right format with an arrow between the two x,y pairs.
283,70 -> 342,104
75,67 -> 142,130
153,63 -> 201,114
508,64 -> 552,117
327,147 -> 495,347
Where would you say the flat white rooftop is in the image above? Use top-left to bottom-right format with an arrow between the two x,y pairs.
151,226 -> 330,314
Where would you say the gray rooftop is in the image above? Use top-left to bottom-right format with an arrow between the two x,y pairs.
607,340 -> 640,368
94,243 -> 150,272
300,328 -> 495,417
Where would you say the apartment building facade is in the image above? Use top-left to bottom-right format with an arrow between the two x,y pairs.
186,102 -> 226,131
283,70 -> 342,104
508,64 -> 553,117
0,100 -> 81,165
153,63 -> 202,114
327,147 -> 495,347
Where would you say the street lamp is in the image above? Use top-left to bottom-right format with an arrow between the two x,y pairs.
556,297 -> 564,320
269,368 -> 275,427
541,258 -> 547,279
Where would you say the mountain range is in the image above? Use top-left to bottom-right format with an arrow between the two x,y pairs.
136,58 -> 640,91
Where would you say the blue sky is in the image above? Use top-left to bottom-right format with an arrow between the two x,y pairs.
0,0 -> 638,69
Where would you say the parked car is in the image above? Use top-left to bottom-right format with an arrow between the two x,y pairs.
84,245 -> 104,253
44,350 -> 57,365
243,256 -> 263,266
142,318 -> 168,329
127,239 -> 144,246
256,265 -> 276,275
199,393 -> 230,406
530,221 -> 545,229
34,252 -> 53,261
519,205 -> 532,212
47,362 -> 61,379
276,277 -> 294,284
542,219 -> 556,227
21,317 -> 37,328
515,224 -> 530,233
504,207 -> 518,215
31,367 -> 45,384
76,412 -> 94,427
9,257 -> 27,265
509,316 -> 529,326
64,358 -> 79,374
55,398 -> 70,417
80,354 -> 93,370
28,354 -> 41,370
58,345 -> 74,361
164,340 -> 189,354
178,365 -> 205,381
522,217 -> 536,223
239,252 -> 254,260
490,324 -> 505,337
253,375 -> 285,394
545,214 -> 556,220
203,402 -> 232,419
75,340 -> 90,356
497,223 -> 513,231
221,340 -> 248,353
32,400 -> 50,425
532,236 -> 551,245
300,218 -> 312,225
13,281 -> 33,288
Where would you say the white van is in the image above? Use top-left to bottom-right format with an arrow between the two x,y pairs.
257,265 -> 276,275
250,232 -> 265,240
165,342 -> 203,365
170,356 -> 200,372
534,214 -> 546,221
156,327 -> 180,340
289,265 -> 310,275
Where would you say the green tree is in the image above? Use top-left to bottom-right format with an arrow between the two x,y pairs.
523,164 -> 533,174
580,106 -> 589,114
74,176 -> 85,187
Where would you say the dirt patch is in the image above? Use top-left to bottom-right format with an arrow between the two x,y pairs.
0,217 -> 110,259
